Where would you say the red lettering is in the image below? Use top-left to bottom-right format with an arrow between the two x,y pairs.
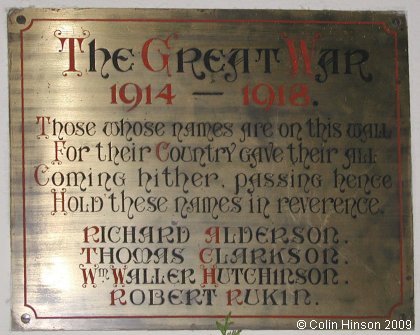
54,29 -> 90,76
142,34 -> 175,76
51,188 -> 66,215
53,140 -> 66,165
280,32 -> 320,76
227,289 -> 243,306
83,226 -> 100,243
110,289 -> 127,306
201,265 -> 217,287
155,141 -> 170,161
205,226 -> 220,244
80,248 -> 97,264
36,116 -> 51,139
34,164 -> 49,186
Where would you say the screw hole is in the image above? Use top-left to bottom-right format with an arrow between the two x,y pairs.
392,18 -> 401,28
21,313 -> 31,324
16,15 -> 27,25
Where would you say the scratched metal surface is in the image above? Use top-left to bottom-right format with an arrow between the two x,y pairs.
9,8 -> 413,330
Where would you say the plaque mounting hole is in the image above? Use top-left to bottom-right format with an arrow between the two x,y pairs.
392,18 -> 401,28
21,313 -> 31,324
16,15 -> 27,25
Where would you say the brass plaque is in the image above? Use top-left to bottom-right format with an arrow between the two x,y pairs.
9,8 -> 413,331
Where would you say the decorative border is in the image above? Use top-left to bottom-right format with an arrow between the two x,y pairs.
19,17 -> 403,320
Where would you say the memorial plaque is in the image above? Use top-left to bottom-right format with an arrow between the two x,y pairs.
9,8 -> 414,331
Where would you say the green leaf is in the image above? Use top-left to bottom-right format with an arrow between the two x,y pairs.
216,321 -> 225,335
215,313 -> 242,335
